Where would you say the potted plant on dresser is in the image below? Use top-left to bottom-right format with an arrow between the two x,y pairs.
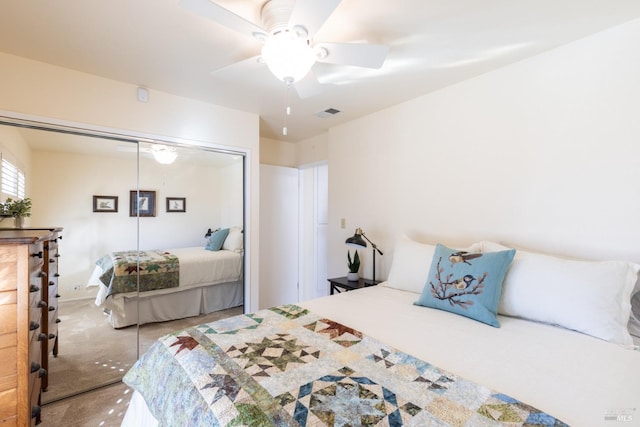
347,250 -> 360,282
1,197 -> 32,228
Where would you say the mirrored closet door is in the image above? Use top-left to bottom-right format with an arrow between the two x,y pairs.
0,119 -> 245,404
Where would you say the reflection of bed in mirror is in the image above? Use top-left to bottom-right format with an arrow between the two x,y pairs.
87,228 -> 244,328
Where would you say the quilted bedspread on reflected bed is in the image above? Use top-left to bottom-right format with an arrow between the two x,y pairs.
123,304 -> 567,426
96,249 -> 179,298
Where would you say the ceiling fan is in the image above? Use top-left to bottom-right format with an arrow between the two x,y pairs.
117,144 -> 178,164
180,0 -> 389,98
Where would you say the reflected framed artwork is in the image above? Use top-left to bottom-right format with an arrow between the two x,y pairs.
166,197 -> 186,213
130,190 -> 156,217
93,195 -> 118,213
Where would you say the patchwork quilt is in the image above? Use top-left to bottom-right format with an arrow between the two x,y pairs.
97,249 -> 179,298
123,305 -> 568,426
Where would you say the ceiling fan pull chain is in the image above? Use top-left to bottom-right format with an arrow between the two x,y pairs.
282,79 -> 292,136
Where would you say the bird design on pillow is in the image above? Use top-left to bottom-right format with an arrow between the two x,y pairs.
449,251 -> 482,265
452,274 -> 476,290
430,251 -> 488,308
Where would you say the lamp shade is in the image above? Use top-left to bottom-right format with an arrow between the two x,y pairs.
345,228 -> 367,248
151,144 -> 177,165
261,31 -> 317,83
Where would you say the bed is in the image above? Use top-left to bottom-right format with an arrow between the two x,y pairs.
88,231 -> 244,328
120,237 -> 640,426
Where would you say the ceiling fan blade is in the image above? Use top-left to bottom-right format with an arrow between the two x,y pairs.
288,0 -> 341,38
210,55 -> 264,78
294,70 -> 323,99
180,0 -> 266,38
316,42 -> 389,69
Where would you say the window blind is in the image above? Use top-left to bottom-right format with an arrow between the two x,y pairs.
1,158 -> 25,199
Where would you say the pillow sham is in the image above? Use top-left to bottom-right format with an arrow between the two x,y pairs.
474,241 -> 639,346
414,243 -> 515,327
385,236 -> 437,294
222,227 -> 243,252
205,228 -> 229,251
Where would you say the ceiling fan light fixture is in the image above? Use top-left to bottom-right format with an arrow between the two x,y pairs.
261,31 -> 316,83
151,144 -> 178,165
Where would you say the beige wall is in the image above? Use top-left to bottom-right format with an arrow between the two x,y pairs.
260,137 -> 296,167
0,52 -> 262,310
327,18 -> 640,281
260,133 -> 328,167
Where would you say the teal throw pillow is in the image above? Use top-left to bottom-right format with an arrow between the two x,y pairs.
414,243 -> 515,327
205,228 -> 229,251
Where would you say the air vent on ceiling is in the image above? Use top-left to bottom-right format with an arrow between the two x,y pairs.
315,108 -> 341,118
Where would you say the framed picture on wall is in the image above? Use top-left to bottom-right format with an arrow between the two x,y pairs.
93,195 -> 118,213
130,190 -> 156,217
166,197 -> 186,213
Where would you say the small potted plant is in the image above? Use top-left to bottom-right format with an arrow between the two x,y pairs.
1,197 -> 32,228
347,250 -> 360,281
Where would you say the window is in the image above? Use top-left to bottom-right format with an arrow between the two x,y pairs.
2,158 -> 25,199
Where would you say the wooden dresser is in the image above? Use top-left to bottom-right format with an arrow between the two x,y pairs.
0,229 -> 59,426
39,228 -> 62,393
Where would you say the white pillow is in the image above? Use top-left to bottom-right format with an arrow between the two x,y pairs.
385,235 -> 477,294
222,227 -> 243,252
384,236 -> 436,294
474,241 -> 639,346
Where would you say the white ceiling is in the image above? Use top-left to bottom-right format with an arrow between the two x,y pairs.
1,0 -> 640,143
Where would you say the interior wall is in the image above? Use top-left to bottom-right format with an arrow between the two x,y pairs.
0,51 -> 261,310
259,134 -> 328,168
219,160 -> 244,227
328,18 -> 640,281
295,133 -> 328,167
260,137 -> 296,167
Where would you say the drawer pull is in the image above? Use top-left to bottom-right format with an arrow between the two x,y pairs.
29,321 -> 40,331
49,258 -> 55,263
31,251 -> 43,259
55,253 -> 61,258
31,405 -> 41,419
30,362 -> 41,373
48,333 -> 56,339
55,318 -> 61,324
54,273 -> 60,277
38,333 -> 47,341
48,306 -> 55,312
38,271 -> 47,278
30,285 -> 40,293
55,293 -> 61,298
37,300 -> 46,308
49,281 -> 55,286
38,368 -> 47,378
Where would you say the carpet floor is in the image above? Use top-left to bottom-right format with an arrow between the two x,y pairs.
40,298 -> 243,425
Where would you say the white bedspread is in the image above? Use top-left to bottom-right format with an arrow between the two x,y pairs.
89,247 -> 242,305
299,285 -> 640,427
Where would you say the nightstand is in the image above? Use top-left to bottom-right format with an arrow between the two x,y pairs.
328,276 -> 382,295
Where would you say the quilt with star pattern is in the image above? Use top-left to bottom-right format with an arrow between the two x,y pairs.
97,249 -> 179,298
123,304 -> 568,426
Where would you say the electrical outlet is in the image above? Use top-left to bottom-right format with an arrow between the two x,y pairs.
341,218 -> 346,229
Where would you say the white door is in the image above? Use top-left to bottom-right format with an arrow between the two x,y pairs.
299,164 -> 329,301
259,164 -> 299,308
